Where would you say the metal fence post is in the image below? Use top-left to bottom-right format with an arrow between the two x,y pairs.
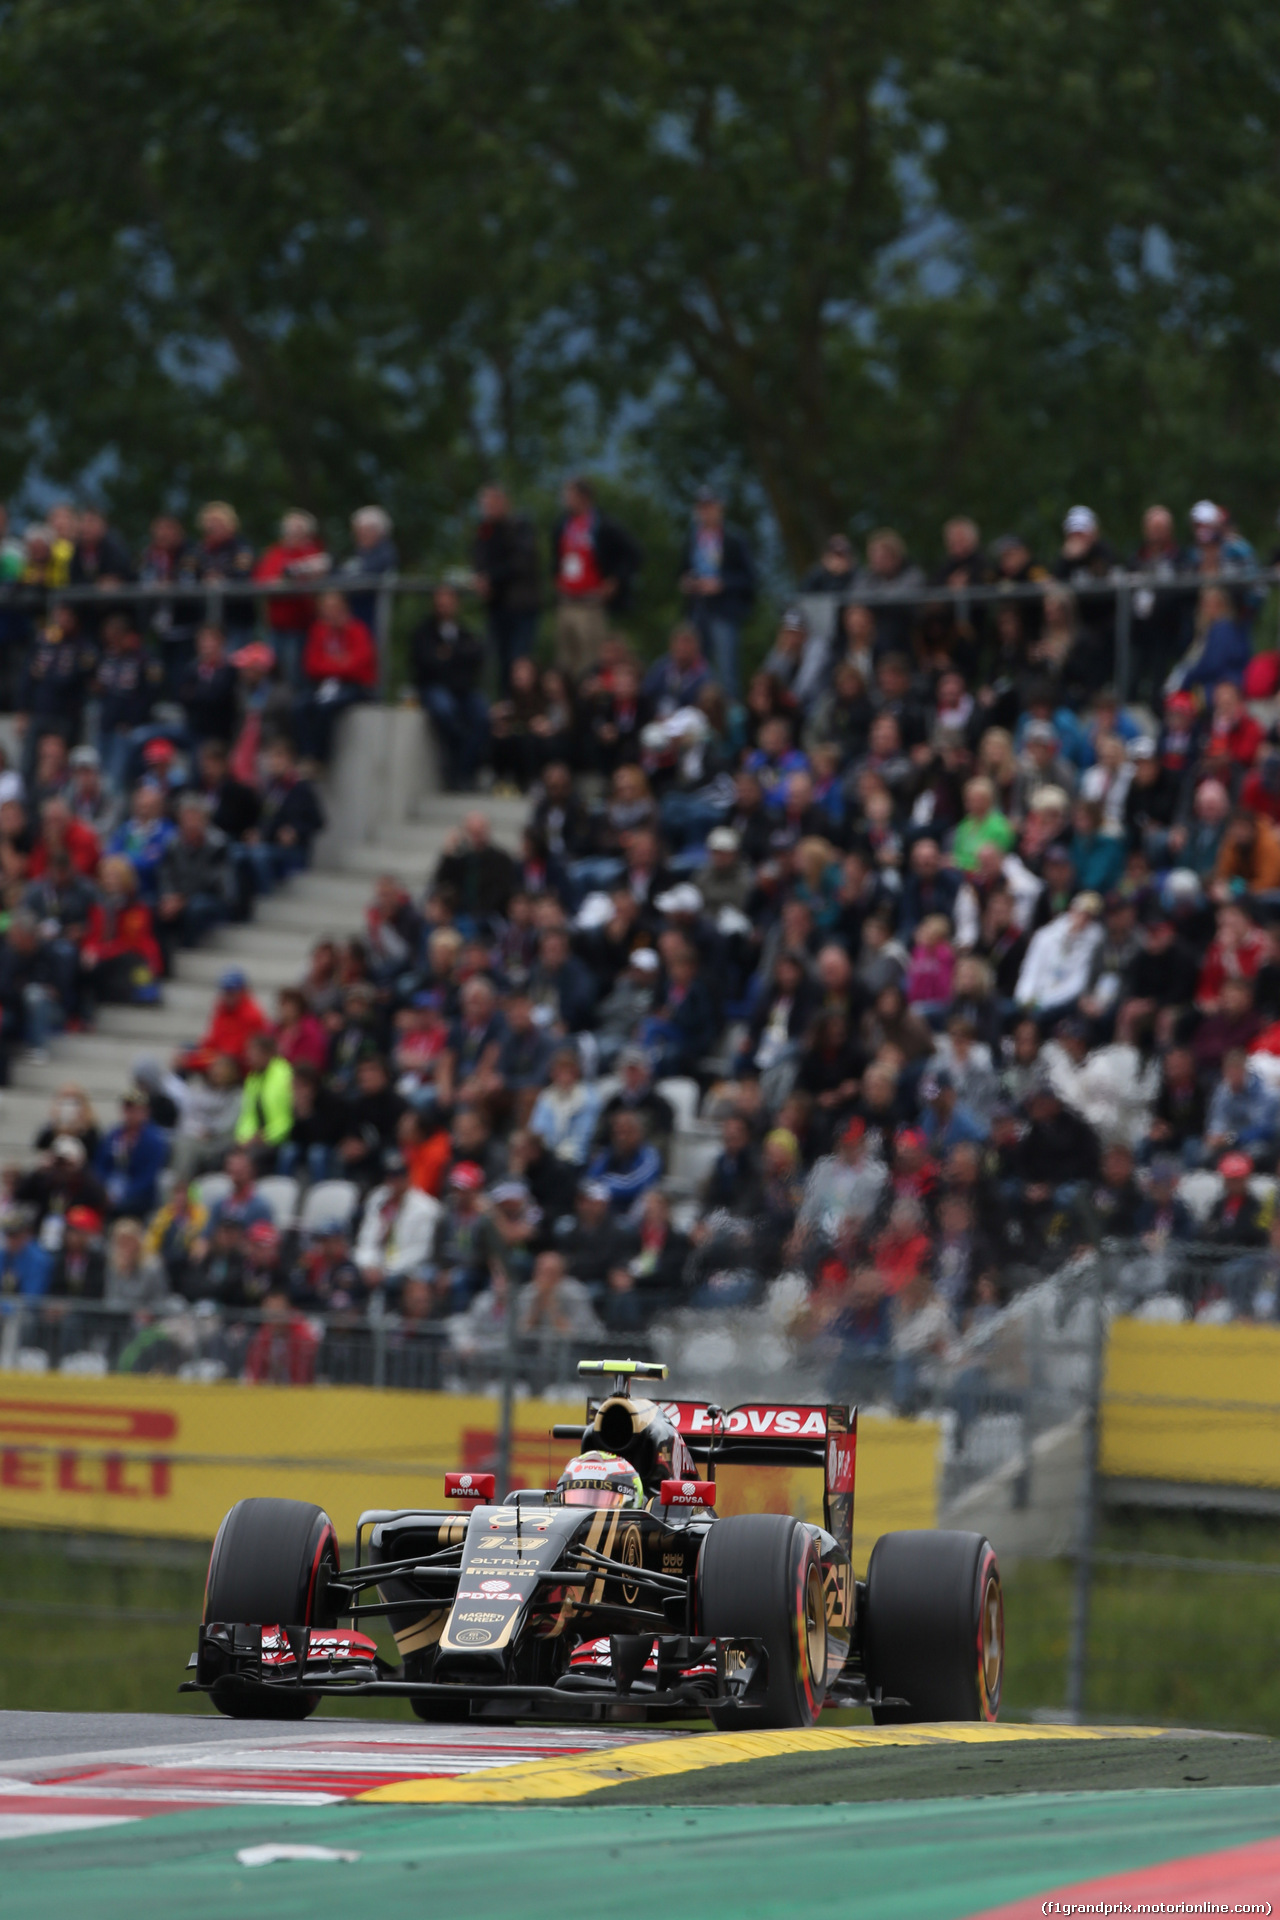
1114,583 -> 1133,703
1065,1254 -> 1106,1720
495,1280 -> 519,1500
375,584 -> 394,699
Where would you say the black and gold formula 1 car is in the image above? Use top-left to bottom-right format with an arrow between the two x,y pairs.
185,1359 -> 1004,1729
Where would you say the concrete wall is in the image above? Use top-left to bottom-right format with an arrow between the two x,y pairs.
314,704 -> 440,864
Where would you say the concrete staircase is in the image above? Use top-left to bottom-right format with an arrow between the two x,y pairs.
0,732 -> 528,1162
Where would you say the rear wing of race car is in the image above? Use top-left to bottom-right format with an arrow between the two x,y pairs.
662,1400 -> 856,1565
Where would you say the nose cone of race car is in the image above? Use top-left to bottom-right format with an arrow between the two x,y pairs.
434,1503 -> 579,1675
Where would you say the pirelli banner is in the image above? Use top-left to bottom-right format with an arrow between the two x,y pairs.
1102,1318 -> 1280,1492
0,1377 -> 939,1567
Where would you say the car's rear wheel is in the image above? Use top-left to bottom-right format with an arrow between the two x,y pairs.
203,1497 -> 339,1721
698,1513 -> 827,1730
862,1529 -> 1002,1723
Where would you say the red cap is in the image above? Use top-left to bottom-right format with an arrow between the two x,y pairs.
840,1117 -> 866,1146
66,1206 -> 102,1232
1219,1152 -> 1252,1181
247,1220 -> 280,1248
895,1126 -> 926,1153
1166,691 -> 1195,714
230,642 -> 276,674
449,1161 -> 485,1192
142,738 -> 177,766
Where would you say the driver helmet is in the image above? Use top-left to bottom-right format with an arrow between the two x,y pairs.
555,1450 -> 644,1510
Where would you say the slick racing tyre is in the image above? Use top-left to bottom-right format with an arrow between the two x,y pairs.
204,1497 -> 339,1721
698,1513 -> 827,1731
862,1529 -> 1003,1724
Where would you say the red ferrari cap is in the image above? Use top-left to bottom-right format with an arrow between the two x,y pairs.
142,738 -> 177,766
247,1220 -> 280,1248
66,1205 -> 102,1232
840,1117 -> 866,1146
1219,1152 -> 1252,1180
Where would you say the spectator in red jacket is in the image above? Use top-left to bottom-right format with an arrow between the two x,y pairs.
176,966 -> 270,1073
244,1287 -> 320,1384
81,856 -> 163,1009
28,795 -> 100,879
295,590 -> 378,763
1202,679 -> 1264,781
252,511 -> 332,692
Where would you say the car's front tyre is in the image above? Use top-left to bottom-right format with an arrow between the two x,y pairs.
698,1512 -> 827,1730
862,1529 -> 1003,1723
203,1496 -> 339,1720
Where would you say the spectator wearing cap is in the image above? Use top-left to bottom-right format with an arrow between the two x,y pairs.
597,1046 -> 674,1150
412,584 -> 489,792
585,1109 -> 662,1223
66,744 -> 117,840
193,501 -> 256,636
1122,736 -> 1181,861
918,1069 -> 987,1153
677,485 -> 755,698
48,1205 -> 106,1302
1053,505 -> 1119,654
154,794 -> 233,964
14,1133 -> 109,1231
553,1181 -> 637,1296
1204,1152 -> 1269,1252
178,967 -> 270,1075
296,590 -> 378,763
759,608 -> 809,709
94,1091 -> 170,1219
289,1221 -> 366,1315
0,1206 -> 51,1300
353,1148 -> 442,1294
1015,892 -> 1104,1025
593,949 -> 659,1069
699,828 -> 750,916
1134,1158 -> 1197,1245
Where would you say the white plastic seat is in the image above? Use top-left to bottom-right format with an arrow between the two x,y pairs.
254,1175 -> 300,1229
193,1172 -> 232,1217
656,1076 -> 700,1131
298,1179 -> 360,1235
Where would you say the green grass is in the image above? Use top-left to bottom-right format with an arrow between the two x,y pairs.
4,1510 -> 1280,1732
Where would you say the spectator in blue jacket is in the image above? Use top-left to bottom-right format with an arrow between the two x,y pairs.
678,487 -> 756,698
899,838 -> 964,945
94,1089 -> 171,1217
1204,1051 -> 1280,1168
642,624 -> 712,719
586,1109 -> 662,1223
646,942 -> 719,1079
0,1207 -> 51,1299
1178,586 -> 1253,693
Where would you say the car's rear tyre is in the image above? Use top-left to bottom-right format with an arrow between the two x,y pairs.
698,1513 -> 827,1730
203,1497 -> 339,1721
862,1530 -> 1002,1724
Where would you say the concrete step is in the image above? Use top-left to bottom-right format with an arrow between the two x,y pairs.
177,946 -> 305,992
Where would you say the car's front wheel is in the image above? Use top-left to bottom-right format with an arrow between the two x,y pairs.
698,1513 -> 827,1730
203,1496 -> 339,1720
862,1529 -> 1003,1723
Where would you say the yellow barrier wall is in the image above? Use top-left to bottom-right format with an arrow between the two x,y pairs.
0,1378 -> 939,1557
1102,1318 -> 1280,1489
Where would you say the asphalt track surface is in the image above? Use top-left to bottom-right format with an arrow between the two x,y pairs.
5,1713 -> 1280,1918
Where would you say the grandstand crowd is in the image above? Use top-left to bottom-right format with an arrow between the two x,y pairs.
2,484 -> 1280,1394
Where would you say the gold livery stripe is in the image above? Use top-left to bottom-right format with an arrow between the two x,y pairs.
357,1722 -> 1167,1805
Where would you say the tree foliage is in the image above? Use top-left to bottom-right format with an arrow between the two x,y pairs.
2,0 -> 1280,577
